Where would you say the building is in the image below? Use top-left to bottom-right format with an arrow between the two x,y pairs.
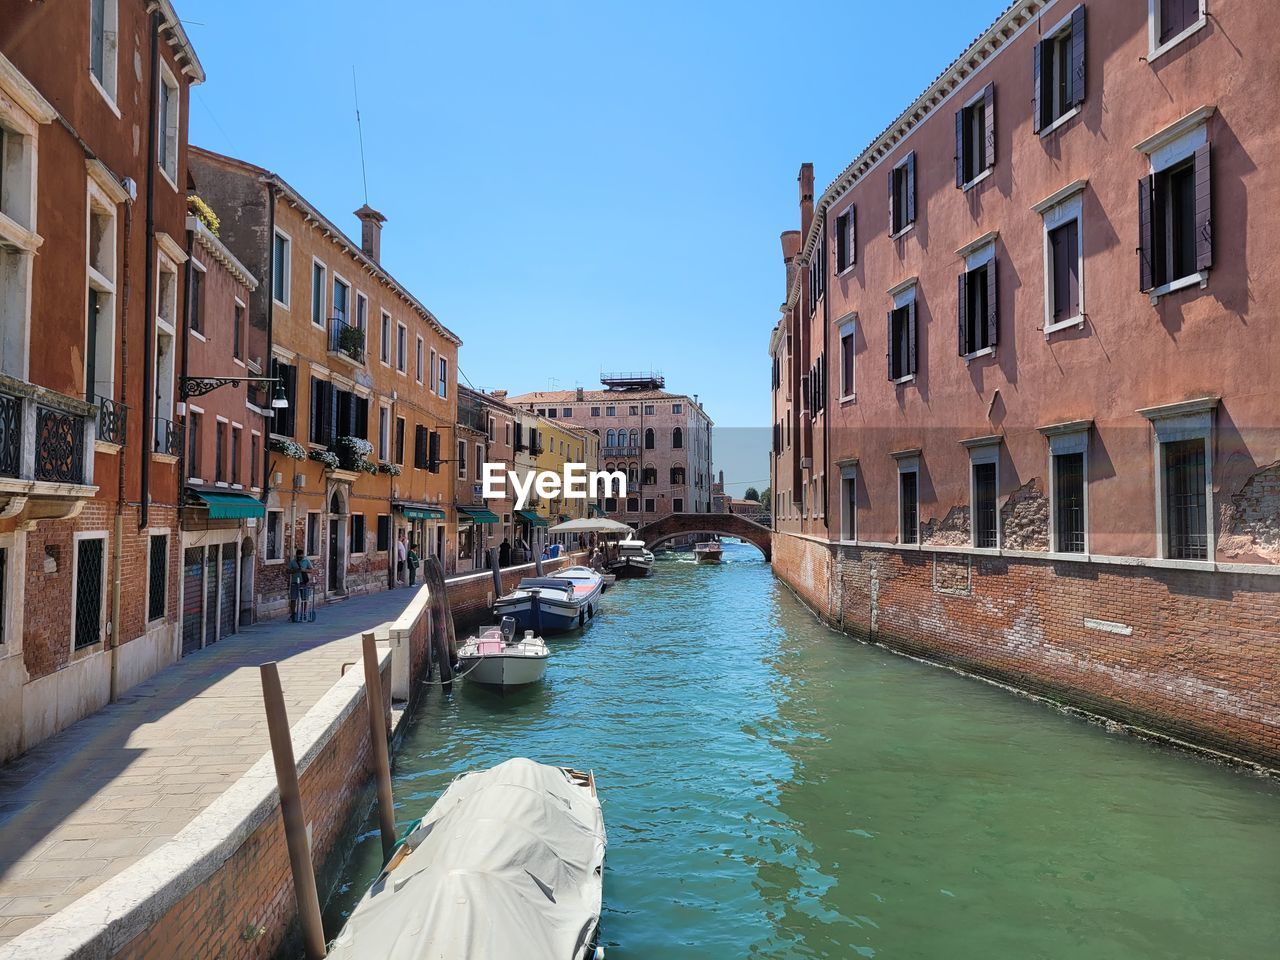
178,209 -> 266,652
453,386 -> 499,571
189,148 -> 461,616
0,1 -> 204,760
508,373 -> 714,529
770,0 -> 1280,765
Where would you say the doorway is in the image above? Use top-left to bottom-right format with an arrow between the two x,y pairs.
327,490 -> 347,595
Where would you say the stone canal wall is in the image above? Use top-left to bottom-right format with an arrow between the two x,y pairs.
772,532 -> 1280,770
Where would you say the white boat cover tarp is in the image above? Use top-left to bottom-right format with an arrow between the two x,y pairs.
546,517 -> 634,534
328,757 -> 606,960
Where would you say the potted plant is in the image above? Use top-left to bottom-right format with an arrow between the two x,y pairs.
337,324 -> 365,360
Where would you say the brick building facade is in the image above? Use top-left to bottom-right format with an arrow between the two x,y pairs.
770,0 -> 1280,764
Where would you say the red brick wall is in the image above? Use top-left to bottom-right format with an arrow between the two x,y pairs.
446,553 -> 587,628
773,532 -> 1280,768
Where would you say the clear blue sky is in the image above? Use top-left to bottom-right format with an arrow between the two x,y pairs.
184,0 -> 1008,491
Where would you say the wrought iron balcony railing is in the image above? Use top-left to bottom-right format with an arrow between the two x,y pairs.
603,445 -> 640,457
35,406 -> 86,483
0,386 -> 94,486
154,417 -> 183,457
97,397 -> 127,446
328,316 -> 365,363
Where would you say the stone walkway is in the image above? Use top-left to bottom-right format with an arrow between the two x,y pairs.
0,588 -> 420,946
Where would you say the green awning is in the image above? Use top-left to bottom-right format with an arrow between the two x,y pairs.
589,504 -> 606,517
458,507 -> 500,524
516,510 -> 549,527
557,514 -> 571,522
188,490 -> 265,520
397,505 -> 445,520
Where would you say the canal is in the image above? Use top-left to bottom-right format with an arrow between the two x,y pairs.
323,541 -> 1280,959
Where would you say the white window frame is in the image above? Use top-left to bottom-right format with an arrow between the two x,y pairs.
89,0 -> 120,111
331,272 -> 350,326
310,257 -> 327,328
264,509 -> 285,563
354,289 -> 368,334
249,428 -> 262,490
1140,398 -> 1217,563
836,314 -> 857,402
457,439 -> 467,480
958,237 -> 997,361
350,513 -> 367,557
396,321 -> 407,374
964,438 -> 1002,550
958,85 -> 992,191
415,335 -> 424,384
1033,180 -> 1087,335
1136,108 -> 1213,303
187,257 -> 207,342
70,531 -> 109,651
85,167 -> 122,403
306,509 -> 322,557
379,311 -> 392,365
153,246 -> 183,437
156,59 -> 179,189
231,296 -> 247,367
271,228 -> 292,308
1038,7 -> 1083,139
894,451 -> 921,546
214,414 -> 230,486
839,461 -> 857,541
889,278 -> 917,385
438,356 -> 448,399
378,404 -> 390,462
1041,420 -> 1091,556
144,528 -> 170,624
1148,0 -> 1207,63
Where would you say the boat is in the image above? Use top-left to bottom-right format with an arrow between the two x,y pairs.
328,757 -> 607,960
607,538 -> 654,578
457,617 -> 549,688
693,540 -> 723,564
493,565 -> 604,634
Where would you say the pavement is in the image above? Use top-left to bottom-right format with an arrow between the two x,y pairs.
0,587 -> 419,946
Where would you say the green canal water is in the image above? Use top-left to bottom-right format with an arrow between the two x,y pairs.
323,541 -> 1280,959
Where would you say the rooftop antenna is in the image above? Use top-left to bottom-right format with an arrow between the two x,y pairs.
352,66 -> 369,205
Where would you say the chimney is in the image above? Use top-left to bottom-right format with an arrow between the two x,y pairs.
354,204 -> 387,263
798,163 -> 814,238
491,390 -> 507,400
576,387 -> 584,401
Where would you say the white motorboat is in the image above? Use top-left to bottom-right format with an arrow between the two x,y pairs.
693,540 -> 723,564
329,758 -> 607,960
457,618 -> 549,688
608,538 -> 654,578
493,565 -> 604,634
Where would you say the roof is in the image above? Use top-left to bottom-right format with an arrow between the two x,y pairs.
508,389 -> 700,404
157,1 -> 206,83
781,0 -> 1048,315
189,146 -> 462,347
187,216 -> 258,291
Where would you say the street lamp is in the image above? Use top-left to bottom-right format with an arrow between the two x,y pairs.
179,376 -> 289,410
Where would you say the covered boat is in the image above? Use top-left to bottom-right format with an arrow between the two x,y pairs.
493,565 -> 604,634
328,758 -> 606,960
457,617 -> 549,688
693,540 -> 723,565
607,538 -> 654,578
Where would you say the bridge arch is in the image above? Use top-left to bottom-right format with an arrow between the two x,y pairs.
634,512 -> 771,561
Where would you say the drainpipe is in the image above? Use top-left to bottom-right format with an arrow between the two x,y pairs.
139,9 -> 161,530
109,189 -> 136,702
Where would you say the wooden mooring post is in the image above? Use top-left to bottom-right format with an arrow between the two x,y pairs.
361,632 -> 397,863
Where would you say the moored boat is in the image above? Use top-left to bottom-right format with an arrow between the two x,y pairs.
493,565 -> 604,634
328,757 -> 607,960
457,617 -> 549,688
693,540 -> 723,564
607,538 -> 654,578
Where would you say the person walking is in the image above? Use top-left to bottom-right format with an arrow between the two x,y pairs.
499,537 -> 511,568
287,548 -> 312,622
396,530 -> 408,585
407,540 -> 420,587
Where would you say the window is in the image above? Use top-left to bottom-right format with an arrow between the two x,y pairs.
309,377 -> 332,446
898,460 -> 919,545
643,404 -> 655,416
958,242 -> 997,356
547,408 -> 557,419
377,406 -> 390,461
1034,6 -> 1085,134
1053,450 -> 1086,553
644,498 -> 655,513
332,276 -> 349,325
89,0 -> 119,103
642,466 -> 657,485
672,427 -> 683,449
232,302 -> 244,360
231,426 -> 241,485
563,407 -> 572,418
437,356 -> 448,398
887,294 -> 917,382
272,231 -> 290,305
428,430 -> 440,472
970,451 -> 999,549
670,466 -> 685,485
214,419 -> 226,483
380,312 -> 391,364
672,403 -> 682,415
85,174 -> 119,403
841,467 -> 857,540
626,497 -> 639,513
73,536 -> 106,649
1152,0 -> 1205,53
394,323 -> 406,372
351,514 -> 367,554
306,512 -> 321,556
395,417 -> 405,465
355,292 -> 367,337
838,319 -> 855,399
673,498 -> 684,513
147,533 -> 167,622
644,428 -> 655,449
956,84 -> 995,187
605,406 -> 615,417
265,510 -> 284,561
376,514 -> 391,552
591,406 -> 600,416
835,206 -> 856,272
629,405 -> 639,416
311,260 -> 326,327
270,360 -> 297,437
414,424 -> 430,469
889,153 -> 916,236
187,268 -> 203,337
153,256 -> 178,450
250,432 -> 260,487
457,439 -> 467,479
415,336 -> 424,383
157,63 -> 178,184
1162,438 -> 1208,560
1139,130 -> 1211,296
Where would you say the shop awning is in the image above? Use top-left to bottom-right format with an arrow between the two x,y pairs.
187,490 -> 265,520
589,504 -> 606,517
395,503 -> 446,520
458,506 -> 500,524
557,514 -> 571,522
516,510 -> 549,527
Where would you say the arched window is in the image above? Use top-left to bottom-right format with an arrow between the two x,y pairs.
642,462 -> 657,485
606,429 -> 616,447
605,462 -> 615,473
628,463 -> 639,484
629,428 -> 639,448
672,427 -> 684,449
671,464 -> 686,485
644,427 -> 655,449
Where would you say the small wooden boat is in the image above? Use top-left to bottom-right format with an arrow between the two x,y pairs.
457,617 -> 549,688
493,565 -> 604,634
607,538 -> 654,578
328,758 -> 607,960
693,541 -> 723,564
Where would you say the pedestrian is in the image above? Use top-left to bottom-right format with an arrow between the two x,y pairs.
287,548 -> 312,622
407,540 -> 420,587
396,530 -> 407,585
499,537 -> 511,567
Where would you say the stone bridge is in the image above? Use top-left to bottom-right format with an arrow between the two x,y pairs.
635,512 -> 772,561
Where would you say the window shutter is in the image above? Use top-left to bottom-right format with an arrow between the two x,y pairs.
1194,142 -> 1212,271
907,301 -> 918,375
986,257 -> 999,347
887,310 -> 894,380
1070,5 -> 1086,106
848,204 -> 856,264
983,83 -> 996,169
1032,41 -> 1043,134
955,107 -> 966,188
888,165 -> 895,235
958,272 -> 969,355
428,430 -> 440,472
1138,175 -> 1155,292
905,153 -> 916,225
327,383 -> 339,447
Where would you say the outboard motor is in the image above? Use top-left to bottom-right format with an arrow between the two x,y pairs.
500,615 -> 518,645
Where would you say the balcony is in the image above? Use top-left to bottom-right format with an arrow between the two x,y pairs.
97,397 -> 127,446
0,376 -> 98,524
328,316 -> 365,365
153,417 -> 183,457
603,445 -> 640,457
